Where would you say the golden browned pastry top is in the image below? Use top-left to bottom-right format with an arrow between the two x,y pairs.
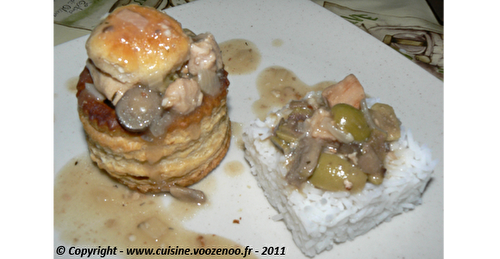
85,5 -> 190,87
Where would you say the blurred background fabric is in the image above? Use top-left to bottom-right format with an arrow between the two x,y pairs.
54,0 -> 443,80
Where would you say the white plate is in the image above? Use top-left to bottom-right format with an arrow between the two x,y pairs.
54,0 -> 443,258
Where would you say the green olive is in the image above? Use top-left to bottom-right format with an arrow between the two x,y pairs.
331,103 -> 372,142
309,152 -> 367,193
367,174 -> 384,185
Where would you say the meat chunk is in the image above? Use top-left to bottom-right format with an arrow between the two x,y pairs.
306,108 -> 354,143
322,74 -> 366,109
307,108 -> 337,141
86,60 -> 135,105
162,78 -> 203,114
188,33 -> 223,75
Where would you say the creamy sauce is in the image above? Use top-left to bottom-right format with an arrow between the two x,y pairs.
252,66 -> 334,121
54,155 -> 257,258
220,39 -> 261,75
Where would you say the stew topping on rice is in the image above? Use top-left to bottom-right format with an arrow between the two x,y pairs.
269,74 -> 401,193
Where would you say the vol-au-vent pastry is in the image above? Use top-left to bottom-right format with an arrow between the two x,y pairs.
76,4 -> 230,201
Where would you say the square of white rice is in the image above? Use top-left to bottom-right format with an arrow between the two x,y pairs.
242,101 -> 436,257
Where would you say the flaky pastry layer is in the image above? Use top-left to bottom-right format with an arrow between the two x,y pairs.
76,68 -> 230,193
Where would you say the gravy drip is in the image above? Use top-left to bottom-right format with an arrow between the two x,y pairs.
220,39 -> 261,75
223,160 -> 245,178
252,66 -> 334,120
54,155 -> 256,258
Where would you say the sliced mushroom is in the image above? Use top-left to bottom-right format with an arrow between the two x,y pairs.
197,69 -> 221,96
115,85 -> 163,132
357,144 -> 384,175
285,136 -> 323,187
169,185 -> 206,204
287,100 -> 314,121
356,129 -> 387,176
